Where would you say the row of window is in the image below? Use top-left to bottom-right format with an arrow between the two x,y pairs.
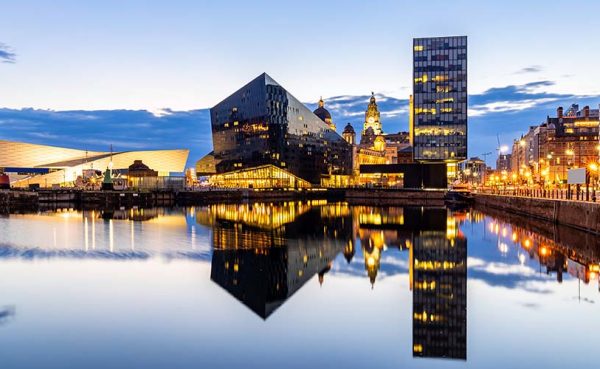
414,54 -> 466,62
414,65 -> 466,72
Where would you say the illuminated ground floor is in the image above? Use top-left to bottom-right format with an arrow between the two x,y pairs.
208,164 -> 311,189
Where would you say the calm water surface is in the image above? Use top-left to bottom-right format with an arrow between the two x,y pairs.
0,203 -> 598,369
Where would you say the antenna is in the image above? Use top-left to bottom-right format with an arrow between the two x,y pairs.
481,152 -> 493,185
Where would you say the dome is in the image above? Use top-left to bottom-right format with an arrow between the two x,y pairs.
343,123 -> 355,134
313,106 -> 332,122
313,97 -> 332,122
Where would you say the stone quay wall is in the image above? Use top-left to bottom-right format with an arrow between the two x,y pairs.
474,193 -> 600,234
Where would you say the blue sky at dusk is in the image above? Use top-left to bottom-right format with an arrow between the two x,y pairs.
1,0 -> 600,167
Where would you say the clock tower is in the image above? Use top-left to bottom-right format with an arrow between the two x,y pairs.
362,92 -> 382,136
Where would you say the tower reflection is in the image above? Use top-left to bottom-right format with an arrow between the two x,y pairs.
411,208 -> 467,360
352,206 -> 467,359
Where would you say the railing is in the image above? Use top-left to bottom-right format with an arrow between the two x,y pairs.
477,187 -> 600,202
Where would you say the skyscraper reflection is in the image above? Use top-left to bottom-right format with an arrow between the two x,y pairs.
411,209 -> 467,360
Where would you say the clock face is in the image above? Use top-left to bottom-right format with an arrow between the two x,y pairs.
368,117 -> 375,124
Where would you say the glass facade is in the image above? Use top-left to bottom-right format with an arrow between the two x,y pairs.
210,73 -> 352,184
208,164 -> 311,189
413,36 -> 467,162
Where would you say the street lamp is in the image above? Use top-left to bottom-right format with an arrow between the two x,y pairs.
589,163 -> 598,200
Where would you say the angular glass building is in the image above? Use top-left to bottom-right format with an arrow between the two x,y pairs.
412,36 -> 467,174
209,73 -> 352,185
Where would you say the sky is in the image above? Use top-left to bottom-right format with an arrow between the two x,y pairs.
1,0 -> 600,166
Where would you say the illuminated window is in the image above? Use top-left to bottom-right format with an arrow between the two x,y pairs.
414,74 -> 428,83
414,45 -> 424,51
415,108 -> 436,115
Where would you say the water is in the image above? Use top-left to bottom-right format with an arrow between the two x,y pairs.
0,203 -> 598,369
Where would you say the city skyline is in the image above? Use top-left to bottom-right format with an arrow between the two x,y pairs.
2,1 -> 600,166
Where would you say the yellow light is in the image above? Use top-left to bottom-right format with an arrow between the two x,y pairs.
414,45 -> 424,51
589,163 -> 598,172
523,239 -> 531,248
540,246 -> 549,256
519,140 -> 526,147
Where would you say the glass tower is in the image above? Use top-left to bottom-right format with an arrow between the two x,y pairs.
412,36 -> 467,165
210,73 -> 352,184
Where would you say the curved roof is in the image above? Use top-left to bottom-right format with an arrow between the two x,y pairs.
313,106 -> 332,122
1,140 -> 189,187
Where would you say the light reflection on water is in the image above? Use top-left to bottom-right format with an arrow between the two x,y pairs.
0,202 -> 598,369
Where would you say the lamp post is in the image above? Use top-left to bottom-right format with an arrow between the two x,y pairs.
518,139 -> 526,188
589,162 -> 598,201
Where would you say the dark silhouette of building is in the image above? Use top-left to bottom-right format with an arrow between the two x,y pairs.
128,160 -> 158,178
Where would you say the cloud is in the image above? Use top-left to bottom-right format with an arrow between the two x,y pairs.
515,65 -> 543,74
0,43 -> 16,63
468,98 -> 560,117
0,108 -> 211,168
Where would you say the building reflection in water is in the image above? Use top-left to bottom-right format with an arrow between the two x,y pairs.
203,201 -> 468,360
15,201 -> 600,361
472,208 -> 600,287
201,201 -> 352,319
411,208 -> 467,360
353,205 -> 467,359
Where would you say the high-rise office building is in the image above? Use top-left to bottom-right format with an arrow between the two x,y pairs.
412,36 -> 468,178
